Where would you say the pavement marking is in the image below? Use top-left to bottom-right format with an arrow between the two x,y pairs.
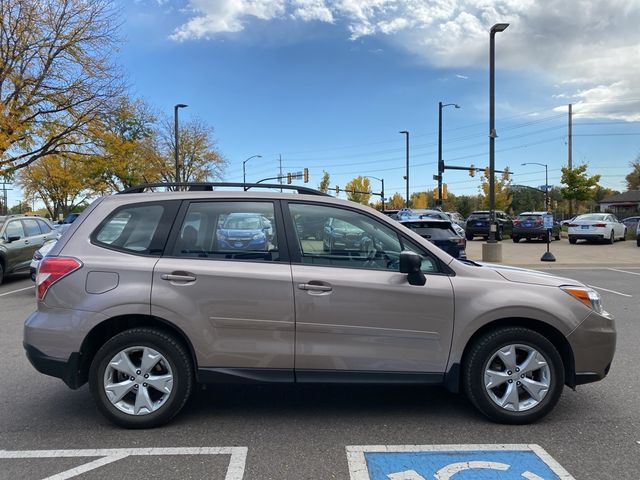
0,285 -> 34,297
346,444 -> 575,480
587,284 -> 633,297
608,268 -> 640,276
0,447 -> 248,480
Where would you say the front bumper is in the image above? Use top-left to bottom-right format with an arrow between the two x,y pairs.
24,343 -> 84,389
567,310 -> 616,386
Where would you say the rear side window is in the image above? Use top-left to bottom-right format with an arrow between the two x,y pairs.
22,219 -> 41,237
93,202 -> 177,255
37,219 -> 52,233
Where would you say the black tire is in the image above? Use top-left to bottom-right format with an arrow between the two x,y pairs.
495,228 -> 503,241
0,261 -> 4,286
554,232 -> 561,241
89,328 -> 194,429
465,232 -> 474,241
637,237 -> 640,247
463,327 -> 564,424
512,237 -> 520,243
569,237 -> 577,244
621,229 -> 626,241
608,230 -> 615,244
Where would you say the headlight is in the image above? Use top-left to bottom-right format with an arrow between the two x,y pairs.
561,286 -> 603,313
252,233 -> 264,240
33,251 -> 43,261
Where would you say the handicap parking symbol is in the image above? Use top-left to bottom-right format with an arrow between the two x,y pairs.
346,445 -> 574,480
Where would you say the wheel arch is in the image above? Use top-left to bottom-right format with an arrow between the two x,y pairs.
77,314 -> 198,387
445,317 -> 576,393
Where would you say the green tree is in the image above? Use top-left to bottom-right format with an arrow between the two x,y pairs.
0,0 -> 123,175
625,159 -> 640,191
318,170 -> 330,193
480,167 -> 512,211
345,176 -> 371,205
510,186 -> 545,213
560,164 -> 601,211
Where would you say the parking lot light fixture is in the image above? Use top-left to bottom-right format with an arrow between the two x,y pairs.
521,162 -> 549,211
243,155 -> 262,190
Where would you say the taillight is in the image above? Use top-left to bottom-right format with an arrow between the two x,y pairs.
593,223 -> 607,227
36,257 -> 82,300
513,220 -> 521,225
568,223 -> 578,227
535,220 -> 543,225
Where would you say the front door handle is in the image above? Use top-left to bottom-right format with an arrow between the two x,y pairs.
161,272 -> 197,283
298,282 -> 332,292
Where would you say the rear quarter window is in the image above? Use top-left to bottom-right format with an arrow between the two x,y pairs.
92,202 -> 178,255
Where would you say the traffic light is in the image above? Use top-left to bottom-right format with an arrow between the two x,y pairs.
287,173 -> 292,184
443,183 -> 448,200
469,164 -> 475,177
484,167 -> 490,178
335,185 -> 340,194
433,187 -> 439,200
303,168 -> 309,183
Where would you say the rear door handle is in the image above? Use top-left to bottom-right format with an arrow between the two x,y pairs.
161,273 -> 197,283
298,283 -> 332,292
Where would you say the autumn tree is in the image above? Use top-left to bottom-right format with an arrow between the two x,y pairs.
560,164 -> 601,214
18,151 -> 97,219
344,176 -> 371,205
318,170 -> 330,193
480,167 -> 512,211
386,192 -> 406,210
88,97 -> 160,192
625,158 -> 640,191
152,117 -> 226,184
410,191 -> 429,209
0,0 -> 123,175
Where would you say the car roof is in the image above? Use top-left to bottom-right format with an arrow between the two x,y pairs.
518,211 -> 550,215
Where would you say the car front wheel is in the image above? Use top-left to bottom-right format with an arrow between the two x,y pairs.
89,328 -> 194,429
463,327 -> 564,424
569,236 -> 577,244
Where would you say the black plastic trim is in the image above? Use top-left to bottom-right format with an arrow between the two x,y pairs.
296,369 -> 444,384
24,343 -> 84,389
118,182 -> 330,196
574,371 -> 607,386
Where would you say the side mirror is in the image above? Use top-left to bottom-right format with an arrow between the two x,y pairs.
399,251 -> 426,286
7,235 -> 21,243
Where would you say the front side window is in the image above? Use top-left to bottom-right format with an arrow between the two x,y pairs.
289,203 -> 439,272
94,204 -> 166,254
172,201 -> 279,262
5,220 -> 25,240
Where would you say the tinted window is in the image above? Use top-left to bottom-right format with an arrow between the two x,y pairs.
5,220 -> 25,239
94,204 -> 165,254
37,220 -> 52,233
401,222 -> 457,240
468,213 -> 490,220
172,201 -> 279,262
22,219 -> 41,237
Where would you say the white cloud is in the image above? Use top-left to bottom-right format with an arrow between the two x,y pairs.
169,0 -> 640,121
456,74 -> 468,79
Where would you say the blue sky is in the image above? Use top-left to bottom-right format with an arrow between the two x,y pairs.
50,0 -> 638,205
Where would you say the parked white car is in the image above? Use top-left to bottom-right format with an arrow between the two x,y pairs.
567,213 -> 627,244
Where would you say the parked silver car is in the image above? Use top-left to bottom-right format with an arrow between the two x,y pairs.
24,183 -> 616,428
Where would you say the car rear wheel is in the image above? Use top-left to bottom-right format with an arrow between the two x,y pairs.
89,328 -> 194,429
608,230 -> 615,244
512,237 -> 520,243
569,237 -> 577,244
463,327 -> 564,424
495,228 -> 503,241
0,262 -> 4,286
621,229 -> 626,241
465,232 -> 474,241
554,232 -> 561,241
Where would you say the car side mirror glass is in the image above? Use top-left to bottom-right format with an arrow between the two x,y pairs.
399,250 -> 426,286
7,235 -> 21,243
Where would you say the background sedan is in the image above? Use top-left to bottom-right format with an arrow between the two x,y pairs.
567,213 -> 626,244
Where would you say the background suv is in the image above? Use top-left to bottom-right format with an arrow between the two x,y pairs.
24,183 -> 615,428
0,215 -> 57,284
511,212 -> 561,243
465,210 -> 512,241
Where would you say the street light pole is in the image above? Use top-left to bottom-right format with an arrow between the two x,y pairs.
242,155 -> 262,190
399,131 -> 409,208
174,103 -> 188,186
437,102 -> 460,208
488,23 -> 509,243
521,162 -> 549,210
366,176 -> 385,212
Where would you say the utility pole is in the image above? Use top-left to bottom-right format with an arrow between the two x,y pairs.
568,103 -> 573,217
279,154 -> 283,192
399,131 -> 409,208
437,102 -> 460,208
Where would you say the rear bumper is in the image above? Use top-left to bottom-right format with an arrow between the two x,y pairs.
511,228 -> 548,238
569,233 -> 606,240
24,343 -> 84,389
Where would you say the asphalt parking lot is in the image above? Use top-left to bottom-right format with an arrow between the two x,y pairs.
1,256 -> 639,479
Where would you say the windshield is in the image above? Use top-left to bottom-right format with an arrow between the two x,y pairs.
468,213 -> 490,220
223,216 -> 262,229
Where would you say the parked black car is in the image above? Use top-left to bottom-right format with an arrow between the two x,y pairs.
464,210 -> 512,241
399,218 -> 466,259
511,212 -> 561,242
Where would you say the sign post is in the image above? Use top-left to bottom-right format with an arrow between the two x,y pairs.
541,214 -> 556,262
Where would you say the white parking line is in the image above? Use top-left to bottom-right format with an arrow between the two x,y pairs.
0,447 -> 247,480
608,268 -> 640,276
0,285 -> 35,297
587,285 -> 633,297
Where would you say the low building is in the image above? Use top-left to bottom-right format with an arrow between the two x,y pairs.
599,190 -> 640,215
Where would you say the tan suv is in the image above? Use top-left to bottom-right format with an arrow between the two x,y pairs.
24,183 -> 616,428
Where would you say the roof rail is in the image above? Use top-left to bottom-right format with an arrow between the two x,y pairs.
118,182 -> 331,196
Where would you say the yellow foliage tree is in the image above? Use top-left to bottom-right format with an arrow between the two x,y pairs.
345,176 -> 371,205
480,167 -> 512,211
387,192 -> 406,210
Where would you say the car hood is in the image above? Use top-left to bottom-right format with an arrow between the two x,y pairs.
219,229 -> 262,237
475,262 -> 585,287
